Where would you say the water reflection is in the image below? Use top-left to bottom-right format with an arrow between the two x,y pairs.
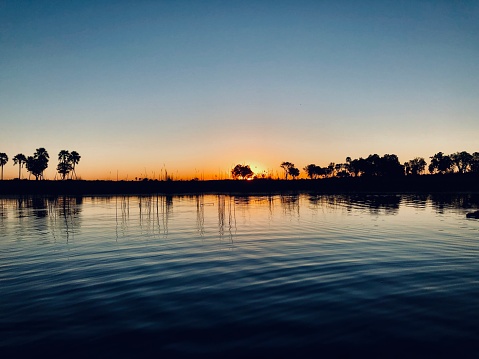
0,198 -> 7,235
0,194 -> 478,244
281,194 -> 300,218
48,196 -> 82,241
2,192 -> 479,358
31,196 -> 48,218
196,195 -> 205,236
429,193 -> 479,214
114,195 -> 173,239
162,195 -> 173,236
401,194 -> 429,209
353,194 -> 401,215
306,194 -> 401,215
116,196 -> 130,239
217,195 -> 236,240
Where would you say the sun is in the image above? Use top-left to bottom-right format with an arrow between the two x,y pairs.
246,161 -> 269,178
229,160 -> 272,180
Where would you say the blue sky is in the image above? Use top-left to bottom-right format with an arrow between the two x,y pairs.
1,0 -> 478,179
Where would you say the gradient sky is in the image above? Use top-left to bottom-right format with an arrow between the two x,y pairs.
1,0 -> 478,180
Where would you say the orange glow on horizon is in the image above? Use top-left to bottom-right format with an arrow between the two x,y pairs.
1,148 -> 363,181
32,162 -> 279,181
2,161 -> 301,181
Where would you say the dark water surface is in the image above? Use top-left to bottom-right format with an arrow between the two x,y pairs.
1,194 -> 479,358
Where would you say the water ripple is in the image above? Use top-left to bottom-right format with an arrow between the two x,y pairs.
1,194 -> 479,357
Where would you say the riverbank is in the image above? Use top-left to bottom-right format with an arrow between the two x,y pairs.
0,173 -> 478,195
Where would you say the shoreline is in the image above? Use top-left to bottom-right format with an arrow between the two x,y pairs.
0,174 -> 478,196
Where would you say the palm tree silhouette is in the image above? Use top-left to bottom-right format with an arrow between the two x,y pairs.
13,153 -> 27,179
58,150 -> 70,163
57,150 -> 71,180
34,148 -> 49,180
25,156 -> 39,180
0,152 -> 8,180
69,151 -> 81,179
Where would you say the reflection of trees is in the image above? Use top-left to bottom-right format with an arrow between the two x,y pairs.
307,194 -> 351,212
306,193 -> 479,215
357,195 -> 401,215
280,194 -> 300,217
307,194 -> 321,207
402,194 -> 428,209
0,196 -> 83,242
234,196 -> 250,206
4,197 -> 50,237
306,194 -> 401,215
31,197 -> 48,218
429,194 -> 479,214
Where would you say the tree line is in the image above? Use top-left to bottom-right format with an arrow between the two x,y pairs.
1,148 -> 477,181
0,148 -> 80,180
231,151 -> 479,180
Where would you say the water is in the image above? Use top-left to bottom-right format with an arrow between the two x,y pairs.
1,194 -> 479,358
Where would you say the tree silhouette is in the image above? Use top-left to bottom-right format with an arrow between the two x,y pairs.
26,148 -> 49,180
451,151 -> 472,174
58,150 -> 69,163
57,161 -> 73,180
0,152 -> 8,180
348,157 -> 366,177
363,154 -> 381,176
303,164 -> 324,179
404,157 -> 427,176
344,154 -> 404,177
289,166 -> 300,179
13,153 -> 27,179
57,150 -> 72,180
347,158 -> 361,177
471,152 -> 479,173
69,151 -> 81,179
335,163 -> 350,178
379,154 -> 404,177
342,157 -> 353,177
429,152 -> 452,174
26,157 -> 40,180
280,162 -> 295,180
345,157 -> 352,167
36,148 -> 49,179
231,164 -> 254,180
326,162 -> 336,177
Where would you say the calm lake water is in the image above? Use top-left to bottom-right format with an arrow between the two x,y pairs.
1,194 -> 479,358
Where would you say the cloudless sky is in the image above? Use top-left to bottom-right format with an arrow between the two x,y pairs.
1,0 -> 478,179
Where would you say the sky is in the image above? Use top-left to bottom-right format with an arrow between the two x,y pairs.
1,0 -> 478,180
